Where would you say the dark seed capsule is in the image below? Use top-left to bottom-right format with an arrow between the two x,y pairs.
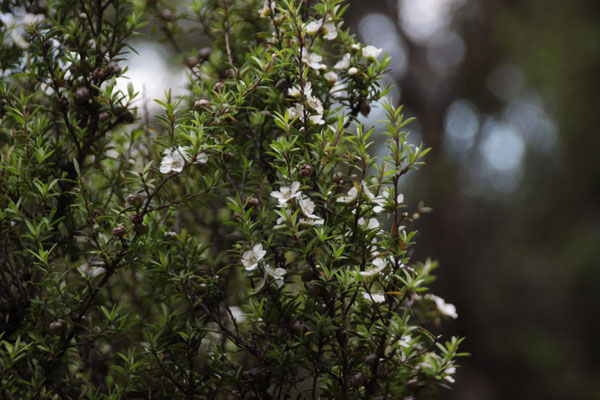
308,283 -> 321,297
112,225 -> 127,237
93,67 -> 106,80
377,365 -> 388,379
247,197 -> 260,207
333,171 -> 343,183
126,194 -> 143,207
134,223 -> 148,235
58,96 -> 70,110
299,164 -> 314,178
301,266 -> 315,282
122,111 -> 135,124
194,99 -> 211,111
159,9 -> 175,22
364,353 -> 378,365
359,100 -> 371,116
49,319 -> 67,335
107,61 -> 121,76
212,81 -> 225,91
74,87 -> 90,102
99,111 -> 111,122
198,47 -> 212,60
185,56 -> 199,69
275,78 -> 289,92
223,152 -> 235,162
352,372 -> 366,387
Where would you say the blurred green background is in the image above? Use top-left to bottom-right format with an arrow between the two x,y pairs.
115,0 -> 600,397
344,0 -> 600,399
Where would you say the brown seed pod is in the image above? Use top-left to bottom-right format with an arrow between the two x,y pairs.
99,112 -> 111,122
134,223 -> 148,235
299,164 -> 314,178
58,96 -> 70,110
198,47 -> 212,61
308,283 -> 321,297
212,81 -> 225,91
359,100 -> 371,116
194,99 -> 211,111
112,225 -> 127,237
352,372 -> 366,387
49,319 -> 67,335
121,111 -> 135,124
93,67 -> 106,80
126,194 -> 144,207
107,61 -> 121,76
275,78 -> 289,93
364,353 -> 378,365
247,197 -> 260,208
185,56 -> 199,69
159,9 -> 175,22
301,266 -> 315,282
332,171 -> 344,184
74,87 -> 90,102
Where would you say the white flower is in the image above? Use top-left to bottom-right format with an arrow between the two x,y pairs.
308,114 -> 325,125
270,182 -> 302,207
302,52 -> 327,70
255,264 -> 286,291
322,22 -> 338,40
362,45 -> 383,60
78,263 -> 106,278
300,217 -> 324,226
242,244 -> 267,271
337,186 -> 359,203
330,82 -> 347,98
306,94 -> 323,114
348,67 -> 359,76
159,146 -> 205,174
324,71 -> 338,85
160,146 -> 188,174
358,217 -> 380,231
334,53 -> 351,70
398,334 -> 412,348
258,0 -> 274,17
427,294 -> 458,319
287,103 -> 305,120
351,43 -> 361,51
360,257 -> 387,277
299,195 -> 320,219
362,292 -> 386,303
288,81 -> 312,99
444,366 -> 456,383
304,20 -> 337,40
304,21 -> 321,34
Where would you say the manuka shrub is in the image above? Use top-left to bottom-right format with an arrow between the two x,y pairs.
0,0 -> 464,398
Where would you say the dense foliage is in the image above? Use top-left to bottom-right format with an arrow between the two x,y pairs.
0,0 -> 463,398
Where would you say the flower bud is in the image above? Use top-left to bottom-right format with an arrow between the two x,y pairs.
412,212 -> 420,221
112,225 -> 127,237
198,47 -> 212,61
194,99 -> 211,111
348,67 -> 359,76
308,283 -> 321,297
301,266 -> 315,282
93,67 -> 106,80
49,319 -> 67,335
185,56 -> 199,69
247,197 -> 260,208
225,68 -> 236,78
74,87 -> 90,102
159,9 -> 175,22
364,353 -> 378,365
298,164 -> 314,178
402,211 -> 409,218
107,61 -> 121,76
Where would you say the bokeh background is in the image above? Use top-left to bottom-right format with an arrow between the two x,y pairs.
121,0 -> 600,398
344,0 -> 600,399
